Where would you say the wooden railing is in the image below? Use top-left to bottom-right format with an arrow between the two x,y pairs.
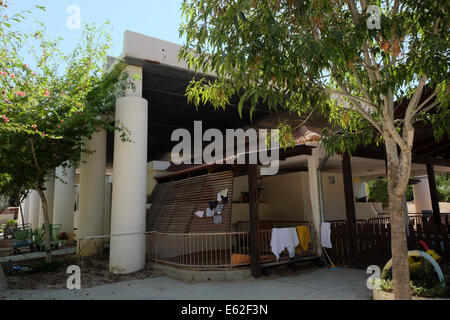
325,215 -> 450,269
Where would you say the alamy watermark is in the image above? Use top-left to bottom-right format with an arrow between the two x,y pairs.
367,5 -> 381,30
66,265 -> 81,290
171,121 -> 280,175
366,265 -> 382,290
66,5 -> 81,30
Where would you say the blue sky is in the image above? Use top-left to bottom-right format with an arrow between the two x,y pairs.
9,0 -> 184,57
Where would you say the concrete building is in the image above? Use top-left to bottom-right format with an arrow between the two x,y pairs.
22,31 -> 450,276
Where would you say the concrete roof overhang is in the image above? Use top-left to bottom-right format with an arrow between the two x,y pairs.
105,31 -> 449,176
105,31 -> 328,164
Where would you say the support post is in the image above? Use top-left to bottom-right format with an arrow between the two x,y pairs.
29,190 -> 40,231
342,152 -> 356,266
78,130 -> 107,256
342,152 -> 356,223
426,161 -> 441,225
104,176 -> 113,237
248,164 -> 261,278
109,65 -> 148,274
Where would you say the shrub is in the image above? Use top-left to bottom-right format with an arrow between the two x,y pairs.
381,263 -> 450,298
367,178 -> 414,207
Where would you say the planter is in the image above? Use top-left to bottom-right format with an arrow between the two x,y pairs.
373,288 -> 450,300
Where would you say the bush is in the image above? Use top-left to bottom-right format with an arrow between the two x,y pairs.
380,262 -> 450,298
367,178 -> 414,207
1,219 -> 18,235
436,174 -> 450,202
5,219 -> 18,228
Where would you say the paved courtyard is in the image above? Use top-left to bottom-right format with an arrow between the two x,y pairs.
1,266 -> 372,300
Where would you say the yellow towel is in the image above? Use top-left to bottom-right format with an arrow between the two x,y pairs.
295,226 -> 311,254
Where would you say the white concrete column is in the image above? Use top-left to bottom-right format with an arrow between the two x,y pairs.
109,65 -> 148,274
78,130 -> 107,256
307,150 -> 322,255
104,176 -> 113,236
53,165 -> 75,239
29,190 -> 40,230
18,194 -> 30,226
413,176 -> 432,213
38,172 -> 55,227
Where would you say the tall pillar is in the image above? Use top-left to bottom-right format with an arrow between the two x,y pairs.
413,176 -> 432,213
53,165 -> 75,240
248,164 -> 261,278
78,130 -> 107,256
104,176 -> 113,236
29,190 -> 40,230
38,173 -> 55,227
342,152 -> 356,223
109,65 -> 148,274
426,162 -> 441,225
307,151 -> 322,255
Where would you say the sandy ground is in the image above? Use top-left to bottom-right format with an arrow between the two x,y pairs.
2,254 -> 158,290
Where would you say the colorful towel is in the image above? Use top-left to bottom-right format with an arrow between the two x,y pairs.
295,226 -> 311,254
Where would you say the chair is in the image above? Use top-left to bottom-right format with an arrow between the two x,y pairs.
12,228 -> 34,255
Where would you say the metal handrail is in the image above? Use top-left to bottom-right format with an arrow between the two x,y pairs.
146,222 -> 317,270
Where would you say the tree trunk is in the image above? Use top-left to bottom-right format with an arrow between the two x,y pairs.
35,188 -> 52,263
388,193 -> 411,299
19,202 -> 25,229
385,141 -> 412,300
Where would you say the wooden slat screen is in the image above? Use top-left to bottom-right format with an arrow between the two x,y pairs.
147,171 -> 234,233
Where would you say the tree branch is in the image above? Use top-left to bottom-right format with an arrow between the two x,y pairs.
415,100 -> 441,117
324,88 -> 378,111
412,88 -> 439,116
404,75 -> 428,126
349,63 -> 372,103
30,138 -> 42,174
326,88 -> 382,133
293,109 -> 314,130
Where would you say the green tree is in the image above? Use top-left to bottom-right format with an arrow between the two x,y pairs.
367,178 -> 413,207
436,174 -> 450,202
179,0 -> 449,299
0,2 -> 130,262
368,178 -> 390,206
0,173 -> 30,227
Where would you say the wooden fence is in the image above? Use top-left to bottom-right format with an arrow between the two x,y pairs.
326,214 -> 450,269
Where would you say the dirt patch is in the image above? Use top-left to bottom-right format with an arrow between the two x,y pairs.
1,254 -> 161,290
0,248 -> 13,257
0,239 -> 13,257
0,239 -> 12,248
